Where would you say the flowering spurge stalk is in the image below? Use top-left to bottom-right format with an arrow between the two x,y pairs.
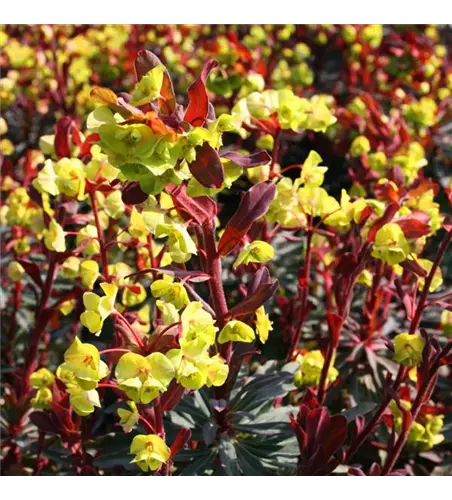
343,229 -> 452,474
2,30 -> 452,476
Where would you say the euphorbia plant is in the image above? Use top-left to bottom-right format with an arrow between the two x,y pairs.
1,26 -> 451,477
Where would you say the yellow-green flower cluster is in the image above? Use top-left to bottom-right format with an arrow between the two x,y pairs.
80,283 -> 118,336
393,333 -> 425,367
56,338 -> 109,416
390,401 -> 444,452
294,350 -> 338,387
30,368 -> 55,409
232,89 -> 336,133
129,434 -> 171,473
267,151 -> 362,229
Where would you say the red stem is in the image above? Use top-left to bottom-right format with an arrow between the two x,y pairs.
154,397 -> 164,438
113,312 -> 145,349
5,280 -> 22,365
345,365 -> 407,463
23,253 -> 57,382
99,348 -> 131,355
409,229 -> 452,334
380,230 -> 452,474
286,227 -> 313,361
89,191 -> 110,282
202,220 -> 229,351
139,415 -> 156,434
269,128 -> 281,177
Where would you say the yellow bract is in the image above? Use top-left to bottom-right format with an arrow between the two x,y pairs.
80,283 -> 118,336
393,332 -> 425,367
43,219 -> 66,252
390,401 -> 444,451
130,434 -> 171,472
7,260 -> 25,281
255,306 -> 273,344
300,151 -> 328,187
80,260 -> 100,289
218,320 -> 255,344
294,350 -> 338,387
167,338 -> 228,390
233,240 -> 274,269
371,223 -> 409,266
181,302 -> 217,345
57,337 -> 109,391
151,279 -> 190,310
117,401 -> 139,433
440,310 -> 452,338
115,352 -> 174,404
30,367 -> 55,388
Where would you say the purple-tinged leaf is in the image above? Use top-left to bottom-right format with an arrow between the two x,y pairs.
116,96 -> 144,116
16,259 -> 44,290
29,411 -> 60,435
400,258 -> 428,277
396,211 -> 431,239
227,280 -> 279,318
122,182 -> 148,205
218,181 -> 276,256
161,381 -> 186,413
184,60 -> 218,126
368,201 -> 400,242
54,117 -> 78,159
127,266 -> 211,283
188,142 -> 224,188
222,150 -> 271,168
170,427 -> 192,457
167,183 -> 217,225
134,50 -> 176,115
247,266 -> 271,295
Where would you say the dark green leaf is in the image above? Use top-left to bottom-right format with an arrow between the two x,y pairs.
179,450 -> 216,476
219,437 -> 238,476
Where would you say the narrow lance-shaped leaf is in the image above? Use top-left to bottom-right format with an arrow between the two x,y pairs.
184,59 -> 218,126
54,117 -> 79,159
247,266 -> 271,295
126,266 -> 210,282
161,381 -> 186,413
170,427 -> 192,457
16,259 -> 44,290
222,150 -> 271,168
188,142 -> 224,189
367,201 -> 400,242
218,181 -> 276,256
167,183 -> 217,225
395,211 -> 431,239
227,280 -> 279,318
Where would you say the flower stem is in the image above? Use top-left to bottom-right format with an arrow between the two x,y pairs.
286,227 -> 313,361
409,229 -> 452,334
270,128 -> 281,177
89,191 -> 110,282
99,348 -> 131,355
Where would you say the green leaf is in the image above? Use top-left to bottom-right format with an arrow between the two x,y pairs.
93,450 -> 136,471
235,442 -> 268,476
179,450 -> 216,476
219,437 -> 238,476
42,448 -> 75,466
202,421 -> 218,446
341,402 -> 378,423
230,370 -> 295,413
234,421 -> 292,436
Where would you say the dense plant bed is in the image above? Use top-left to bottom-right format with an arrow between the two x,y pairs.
1,24 -> 451,476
